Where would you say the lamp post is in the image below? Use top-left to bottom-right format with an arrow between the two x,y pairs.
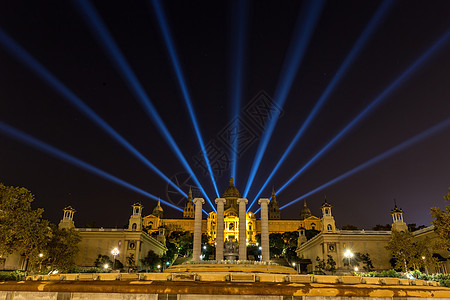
344,250 -> 354,271
111,248 -> 119,270
422,256 -> 429,275
292,262 -> 298,273
38,253 -> 43,272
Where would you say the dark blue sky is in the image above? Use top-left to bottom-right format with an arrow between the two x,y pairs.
0,0 -> 449,229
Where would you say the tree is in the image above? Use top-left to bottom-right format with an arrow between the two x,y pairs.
407,223 -> 426,232
269,233 -> 284,257
372,224 -> 392,231
141,250 -> 161,270
43,224 -> 81,272
0,183 -> 50,269
431,190 -> 450,250
282,231 -> 299,248
162,241 -> 177,265
247,245 -> 260,260
326,255 -> 336,273
315,256 -> 336,273
385,230 -> 435,271
343,252 -> 374,271
305,229 -> 320,240
255,233 -> 261,245
341,224 -> 359,230
315,256 -> 326,271
358,253 -> 374,271
94,254 -> 113,268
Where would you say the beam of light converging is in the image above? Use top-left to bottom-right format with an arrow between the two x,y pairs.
276,27 -> 450,195
0,121 -> 183,212
243,0 -> 326,199
278,117 -> 450,211
0,28 -> 188,200
150,0 -> 220,199
73,0 -> 216,212
229,0 -> 249,180
247,0 -> 393,212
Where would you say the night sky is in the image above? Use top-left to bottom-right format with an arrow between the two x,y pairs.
1,0 -> 449,230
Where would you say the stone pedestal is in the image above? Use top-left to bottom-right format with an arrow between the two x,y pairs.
193,198 -> 204,262
237,198 -> 248,260
258,198 -> 270,262
215,198 -> 226,261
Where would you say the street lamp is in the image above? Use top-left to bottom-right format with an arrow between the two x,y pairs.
38,253 -> 44,271
344,249 -> 354,270
354,266 -> 359,272
111,248 -> 119,270
157,264 -> 161,272
422,256 -> 429,275
103,264 -> 109,270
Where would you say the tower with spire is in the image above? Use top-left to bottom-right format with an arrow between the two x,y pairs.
268,187 -> 281,220
127,202 -> 144,231
321,197 -> 337,233
183,187 -> 195,219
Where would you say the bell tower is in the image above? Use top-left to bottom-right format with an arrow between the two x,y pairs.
298,226 -> 307,246
391,201 -> 407,232
183,188 -> 195,219
321,197 -> 337,233
127,202 -> 143,232
268,187 -> 281,220
58,206 -> 76,229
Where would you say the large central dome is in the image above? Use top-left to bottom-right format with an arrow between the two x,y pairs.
222,177 -> 241,199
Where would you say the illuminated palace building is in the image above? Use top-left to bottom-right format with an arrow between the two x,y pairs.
143,178 -> 322,244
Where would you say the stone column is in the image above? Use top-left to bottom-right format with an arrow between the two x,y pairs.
215,198 -> 226,261
258,198 -> 270,262
237,198 -> 248,260
193,198 -> 205,262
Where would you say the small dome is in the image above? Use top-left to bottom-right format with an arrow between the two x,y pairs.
299,201 -> 312,220
222,177 -> 241,198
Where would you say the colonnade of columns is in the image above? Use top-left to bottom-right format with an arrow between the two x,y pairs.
192,197 -> 270,262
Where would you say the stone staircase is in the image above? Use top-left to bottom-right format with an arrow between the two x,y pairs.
270,257 -> 291,267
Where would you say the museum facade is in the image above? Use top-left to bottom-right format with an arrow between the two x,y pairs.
143,178 -> 322,244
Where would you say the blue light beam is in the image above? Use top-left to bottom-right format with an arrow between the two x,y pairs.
0,121 -> 183,212
277,28 -> 450,194
150,0 -> 220,198
0,28 -> 188,198
247,0 -> 393,212
73,0 -> 216,212
279,117 -> 450,210
243,0 -> 326,198
229,0 -> 249,180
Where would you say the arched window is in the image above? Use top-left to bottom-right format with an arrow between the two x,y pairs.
325,209 -> 329,215
327,224 -> 332,231
132,223 -> 137,231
